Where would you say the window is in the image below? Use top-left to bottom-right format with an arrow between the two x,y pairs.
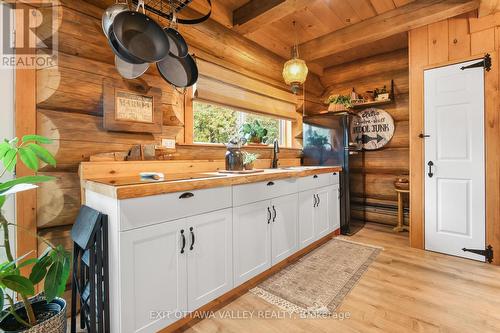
193,101 -> 291,146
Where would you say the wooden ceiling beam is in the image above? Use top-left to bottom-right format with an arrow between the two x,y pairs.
478,0 -> 500,16
299,0 -> 480,62
233,0 -> 310,35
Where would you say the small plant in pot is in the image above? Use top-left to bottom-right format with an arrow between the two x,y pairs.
243,152 -> 259,170
240,120 -> 268,145
0,135 -> 70,333
325,94 -> 352,112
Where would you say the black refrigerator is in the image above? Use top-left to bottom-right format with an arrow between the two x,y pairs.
302,113 -> 363,236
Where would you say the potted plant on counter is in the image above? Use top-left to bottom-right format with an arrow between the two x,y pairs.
243,152 -> 259,170
325,94 -> 352,112
0,135 -> 70,333
240,120 -> 268,145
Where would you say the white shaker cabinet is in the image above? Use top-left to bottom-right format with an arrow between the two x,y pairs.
120,220 -> 187,333
271,193 -> 299,265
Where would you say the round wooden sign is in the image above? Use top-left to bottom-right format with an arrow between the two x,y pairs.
350,108 -> 395,150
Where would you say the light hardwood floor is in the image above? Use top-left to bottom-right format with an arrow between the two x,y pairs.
184,223 -> 500,333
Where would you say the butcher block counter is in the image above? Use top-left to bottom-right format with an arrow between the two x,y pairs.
82,166 -> 342,199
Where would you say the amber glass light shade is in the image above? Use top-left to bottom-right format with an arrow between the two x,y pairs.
282,57 -> 308,94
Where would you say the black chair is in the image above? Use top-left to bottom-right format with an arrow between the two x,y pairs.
70,205 -> 110,333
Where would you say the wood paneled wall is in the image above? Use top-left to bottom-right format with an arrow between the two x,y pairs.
320,48 -> 410,227
408,11 -> 500,261
34,0 -> 301,273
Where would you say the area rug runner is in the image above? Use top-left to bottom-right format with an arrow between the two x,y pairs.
250,238 -> 381,316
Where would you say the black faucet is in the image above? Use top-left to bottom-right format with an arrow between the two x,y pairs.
272,139 -> 280,168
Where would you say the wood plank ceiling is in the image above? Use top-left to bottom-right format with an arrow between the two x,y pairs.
211,0 -> 414,74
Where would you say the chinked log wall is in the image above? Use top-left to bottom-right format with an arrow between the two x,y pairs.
35,0 -> 303,284
319,48 -> 410,227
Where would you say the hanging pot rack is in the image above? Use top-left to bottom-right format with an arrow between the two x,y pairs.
130,0 -> 212,25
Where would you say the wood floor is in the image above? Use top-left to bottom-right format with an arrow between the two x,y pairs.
184,223 -> 500,333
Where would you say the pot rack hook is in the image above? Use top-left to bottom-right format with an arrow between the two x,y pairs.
136,0 -> 145,14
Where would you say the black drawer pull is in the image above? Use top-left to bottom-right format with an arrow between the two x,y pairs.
189,227 -> 195,251
267,181 -> 275,186
180,230 -> 186,254
333,172 -> 337,175
179,192 -> 194,199
313,175 -> 318,179
272,206 -> 277,222
267,207 -> 272,224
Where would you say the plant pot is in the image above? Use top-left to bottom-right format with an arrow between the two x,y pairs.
328,103 -> 347,112
244,162 -> 254,170
0,295 -> 67,333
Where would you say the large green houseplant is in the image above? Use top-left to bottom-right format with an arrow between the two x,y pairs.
0,135 -> 70,332
240,120 -> 269,144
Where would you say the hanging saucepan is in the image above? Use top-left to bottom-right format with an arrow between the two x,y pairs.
157,53 -> 198,88
111,0 -> 170,63
163,9 -> 188,58
101,0 -> 129,38
115,55 -> 149,79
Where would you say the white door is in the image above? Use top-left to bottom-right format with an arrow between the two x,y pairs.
187,209 -> 233,312
120,221 -> 187,333
271,193 -> 298,265
314,187 -> 331,240
298,190 -> 315,249
330,185 -> 341,232
233,200 -> 271,286
424,60 -> 485,261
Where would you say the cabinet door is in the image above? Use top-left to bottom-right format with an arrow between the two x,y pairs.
298,189 -> 316,249
120,220 -> 187,333
187,209 -> 233,312
271,193 -> 298,265
314,187 -> 331,240
233,200 -> 271,286
330,185 -> 341,232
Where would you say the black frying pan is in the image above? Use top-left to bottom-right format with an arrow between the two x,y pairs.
108,24 -> 145,64
164,28 -> 188,58
157,53 -> 198,88
112,10 -> 170,63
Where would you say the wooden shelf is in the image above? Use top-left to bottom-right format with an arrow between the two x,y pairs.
351,99 -> 393,109
294,131 -> 303,140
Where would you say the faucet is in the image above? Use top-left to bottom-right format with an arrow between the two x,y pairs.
272,139 -> 280,168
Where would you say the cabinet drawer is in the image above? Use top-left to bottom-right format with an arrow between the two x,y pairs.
298,173 -> 332,192
233,178 -> 298,207
119,187 -> 232,231
331,172 -> 340,185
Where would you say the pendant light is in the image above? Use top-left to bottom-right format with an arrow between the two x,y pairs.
283,20 -> 309,94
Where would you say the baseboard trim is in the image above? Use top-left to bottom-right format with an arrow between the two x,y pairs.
161,228 -> 340,332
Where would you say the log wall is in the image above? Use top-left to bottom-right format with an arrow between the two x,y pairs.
320,48 -> 410,227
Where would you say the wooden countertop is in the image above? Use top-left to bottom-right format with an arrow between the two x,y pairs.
83,166 -> 342,199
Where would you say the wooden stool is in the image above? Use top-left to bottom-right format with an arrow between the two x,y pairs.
393,188 -> 410,232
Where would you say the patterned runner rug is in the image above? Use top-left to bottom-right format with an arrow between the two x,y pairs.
250,238 -> 381,316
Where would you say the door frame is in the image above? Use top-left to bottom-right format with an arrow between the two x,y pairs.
410,53 -> 500,265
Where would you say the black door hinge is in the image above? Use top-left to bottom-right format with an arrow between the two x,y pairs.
462,245 -> 493,263
461,54 -> 492,72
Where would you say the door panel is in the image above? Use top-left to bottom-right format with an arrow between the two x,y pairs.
298,190 -> 315,249
271,194 -> 298,265
424,60 -> 485,261
330,185 -> 341,232
187,209 -> 233,312
120,221 -> 187,332
233,200 -> 271,286
314,188 -> 330,240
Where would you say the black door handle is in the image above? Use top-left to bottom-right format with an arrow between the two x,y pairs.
317,194 -> 321,206
272,205 -> 277,222
313,194 -> 317,207
179,192 -> 194,199
267,207 -> 272,224
180,229 -> 186,254
419,133 -> 430,138
428,161 -> 434,178
189,227 -> 195,251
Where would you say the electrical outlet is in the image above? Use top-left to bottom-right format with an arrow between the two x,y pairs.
161,139 -> 176,149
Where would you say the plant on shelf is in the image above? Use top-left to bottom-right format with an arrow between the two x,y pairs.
325,94 -> 352,110
243,152 -> 259,170
0,135 -> 70,332
240,120 -> 268,144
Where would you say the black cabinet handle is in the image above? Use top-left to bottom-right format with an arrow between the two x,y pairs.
333,172 -> 337,175
272,206 -> 277,222
179,192 -> 194,199
189,227 -> 195,251
317,194 -> 321,206
267,181 -> 275,186
313,175 -> 318,179
180,229 -> 186,254
428,161 -> 434,178
419,133 -> 430,138
267,207 -> 272,224
313,194 -> 317,207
